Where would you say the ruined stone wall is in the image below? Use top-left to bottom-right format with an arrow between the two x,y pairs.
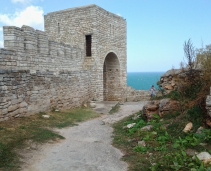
0,69 -> 91,121
0,5 -> 127,121
125,87 -> 151,102
1,25 -> 84,71
0,24 -> 93,121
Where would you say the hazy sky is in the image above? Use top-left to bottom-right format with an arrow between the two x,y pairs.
0,0 -> 210,72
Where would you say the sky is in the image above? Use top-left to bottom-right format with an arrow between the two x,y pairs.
0,0 -> 211,72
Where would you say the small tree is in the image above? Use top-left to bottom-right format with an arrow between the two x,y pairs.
175,39 -> 202,106
183,39 -> 197,82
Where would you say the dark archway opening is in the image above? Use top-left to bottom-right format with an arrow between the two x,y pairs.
103,52 -> 121,101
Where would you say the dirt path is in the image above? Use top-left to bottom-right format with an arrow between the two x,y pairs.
22,101 -> 147,171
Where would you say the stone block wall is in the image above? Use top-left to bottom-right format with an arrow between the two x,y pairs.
0,69 -> 91,121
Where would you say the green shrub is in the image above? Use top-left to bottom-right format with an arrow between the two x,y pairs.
166,90 -> 181,101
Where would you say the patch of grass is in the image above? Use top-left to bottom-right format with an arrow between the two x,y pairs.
166,90 -> 182,101
186,106 -> 204,131
55,122 -> 78,129
49,108 -> 99,128
109,103 -> 120,114
152,90 -> 182,101
31,128 -> 65,143
0,107 -> 99,170
0,143 -> 18,169
112,107 -> 211,171
162,111 -> 180,120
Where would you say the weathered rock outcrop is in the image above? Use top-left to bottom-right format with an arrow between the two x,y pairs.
159,98 -> 180,117
142,98 -> 180,121
142,100 -> 159,121
158,68 -> 201,94
158,69 -> 183,94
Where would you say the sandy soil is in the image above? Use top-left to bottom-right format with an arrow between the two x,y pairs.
21,101 -> 147,171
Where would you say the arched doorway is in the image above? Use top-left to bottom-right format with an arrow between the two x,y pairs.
103,52 -> 121,101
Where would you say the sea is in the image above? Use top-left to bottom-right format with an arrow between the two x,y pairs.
127,72 -> 165,90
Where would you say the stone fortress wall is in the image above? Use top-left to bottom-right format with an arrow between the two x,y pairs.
0,4 -> 127,121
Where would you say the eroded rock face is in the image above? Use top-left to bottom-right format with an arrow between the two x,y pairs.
159,98 -> 180,117
142,101 -> 159,121
158,69 -> 183,94
158,68 -> 201,94
142,99 -> 180,121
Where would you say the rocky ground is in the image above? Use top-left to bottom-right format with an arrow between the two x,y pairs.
21,101 -> 147,171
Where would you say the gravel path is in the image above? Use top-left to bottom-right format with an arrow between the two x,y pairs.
22,101 -> 147,171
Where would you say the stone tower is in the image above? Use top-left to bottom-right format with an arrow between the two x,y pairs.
44,4 -> 127,101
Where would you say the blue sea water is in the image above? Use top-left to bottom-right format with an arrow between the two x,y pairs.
127,72 -> 165,90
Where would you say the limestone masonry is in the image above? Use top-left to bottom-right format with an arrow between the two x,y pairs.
0,5 -> 127,121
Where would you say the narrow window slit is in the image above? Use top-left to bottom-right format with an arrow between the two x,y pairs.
86,35 -> 92,56
24,39 -> 26,50
58,23 -> 60,34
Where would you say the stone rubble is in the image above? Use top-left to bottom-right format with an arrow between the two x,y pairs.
195,152 -> 211,164
196,126 -> 204,134
138,140 -> 146,147
126,123 -> 136,129
140,125 -> 153,131
183,122 -> 193,133
42,115 -> 50,118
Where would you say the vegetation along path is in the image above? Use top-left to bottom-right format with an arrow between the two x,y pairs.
22,101 -> 147,171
